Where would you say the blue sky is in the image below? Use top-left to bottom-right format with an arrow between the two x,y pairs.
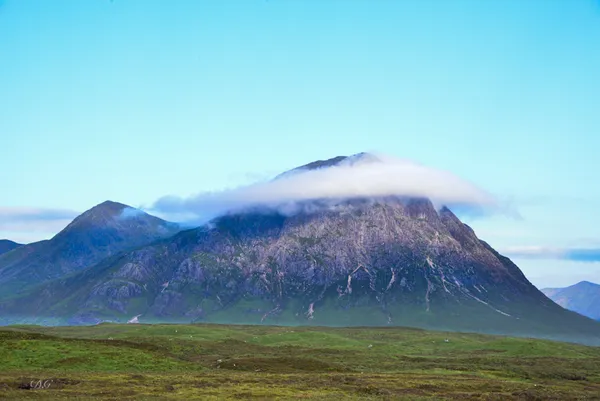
1,0 -> 599,288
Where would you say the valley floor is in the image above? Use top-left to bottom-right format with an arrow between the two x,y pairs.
1,324 -> 599,400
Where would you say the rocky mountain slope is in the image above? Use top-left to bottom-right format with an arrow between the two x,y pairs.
2,155 -> 600,345
542,281 -> 600,321
0,201 -> 179,296
0,240 -> 21,256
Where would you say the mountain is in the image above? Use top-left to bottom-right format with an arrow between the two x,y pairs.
0,240 -> 22,256
542,281 -> 600,321
0,201 -> 180,297
2,155 -> 600,345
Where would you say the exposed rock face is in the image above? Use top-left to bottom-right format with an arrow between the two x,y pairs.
0,201 -> 179,296
96,197 -> 536,323
1,155 -> 600,345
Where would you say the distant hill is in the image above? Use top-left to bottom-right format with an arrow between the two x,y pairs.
0,240 -> 22,256
542,281 -> 600,321
0,201 -> 180,297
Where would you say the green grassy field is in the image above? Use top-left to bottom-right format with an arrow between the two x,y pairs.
1,324 -> 599,400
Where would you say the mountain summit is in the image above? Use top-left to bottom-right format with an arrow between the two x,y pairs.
276,152 -> 380,179
0,201 -> 179,296
58,200 -> 132,230
291,152 -> 380,171
51,200 -> 178,254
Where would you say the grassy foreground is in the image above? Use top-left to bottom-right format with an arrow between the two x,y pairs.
1,324 -> 599,400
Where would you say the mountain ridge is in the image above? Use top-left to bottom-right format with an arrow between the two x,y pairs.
0,240 -> 22,256
0,201 -> 180,296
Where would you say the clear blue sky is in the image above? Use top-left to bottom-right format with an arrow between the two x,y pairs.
1,0 -> 599,287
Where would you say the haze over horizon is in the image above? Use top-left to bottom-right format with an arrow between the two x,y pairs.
1,0 -> 599,288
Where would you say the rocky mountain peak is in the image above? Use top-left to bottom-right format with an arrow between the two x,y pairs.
295,152 -> 379,170
276,152 -> 381,179
60,201 -> 129,230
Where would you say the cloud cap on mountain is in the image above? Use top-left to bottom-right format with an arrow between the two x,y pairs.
153,153 -> 501,222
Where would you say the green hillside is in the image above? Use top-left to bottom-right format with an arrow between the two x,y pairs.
1,323 -> 599,400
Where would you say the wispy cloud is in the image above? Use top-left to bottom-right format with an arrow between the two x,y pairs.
0,207 -> 79,242
118,206 -> 146,220
0,207 -> 78,222
502,245 -> 600,263
152,153 -> 505,223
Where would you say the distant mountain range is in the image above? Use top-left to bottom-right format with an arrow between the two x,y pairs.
1,153 -> 600,346
0,240 -> 21,256
542,281 -> 600,321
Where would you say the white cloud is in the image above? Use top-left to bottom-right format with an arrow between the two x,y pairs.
501,246 -> 566,259
501,245 -> 600,263
118,207 -> 146,219
0,207 -> 78,243
153,153 -> 500,222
